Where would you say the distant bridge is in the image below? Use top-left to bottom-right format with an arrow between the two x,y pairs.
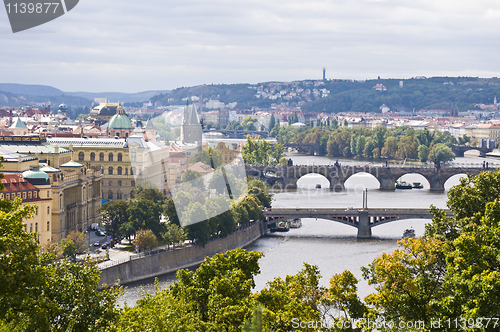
246,164 -> 495,191
451,145 -> 493,157
283,142 -> 324,155
265,207 -> 453,238
203,129 -> 269,139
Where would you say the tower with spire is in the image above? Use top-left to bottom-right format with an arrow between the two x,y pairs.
181,99 -> 203,148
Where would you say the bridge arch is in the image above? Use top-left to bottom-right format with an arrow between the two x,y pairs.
296,173 -> 330,189
396,173 -> 431,189
444,173 -> 469,190
344,172 -> 381,190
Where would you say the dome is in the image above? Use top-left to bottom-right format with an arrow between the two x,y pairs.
58,103 -> 68,111
108,113 -> 132,130
22,169 -> 50,185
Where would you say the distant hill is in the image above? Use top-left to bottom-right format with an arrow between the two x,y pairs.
66,90 -> 170,103
0,83 -> 170,104
0,83 -> 64,96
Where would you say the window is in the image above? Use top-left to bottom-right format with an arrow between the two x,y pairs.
6,194 -> 9,200
108,167 -> 113,175
124,194 -> 128,200
118,153 -> 122,161
90,152 -> 95,161
47,221 -> 50,231
109,153 -> 113,161
22,192 -> 26,199
131,167 -> 136,175
47,191 -> 50,198
131,180 -> 135,186
47,207 -> 50,214
35,207 -> 38,216
30,223 -> 32,232
35,223 -> 38,233
125,168 -> 128,175
99,152 -> 104,161
34,191 -> 37,199
117,191 -> 122,200
118,181 -> 122,187
117,166 -> 122,175
78,152 -> 85,161
108,191 -> 113,200
28,192 -> 32,199
108,181 -> 113,186
131,149 -> 136,162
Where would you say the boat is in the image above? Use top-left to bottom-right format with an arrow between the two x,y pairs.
412,182 -> 424,189
315,184 -> 321,188
403,228 -> 415,238
290,218 -> 302,228
395,181 -> 412,189
269,221 -> 290,233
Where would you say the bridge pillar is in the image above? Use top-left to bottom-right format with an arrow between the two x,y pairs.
429,174 -> 445,191
357,211 -> 372,239
378,175 -> 396,190
329,177 -> 345,190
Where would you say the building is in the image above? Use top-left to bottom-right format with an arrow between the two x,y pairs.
0,173 -> 52,243
107,106 -> 133,138
90,102 -> 120,125
48,135 -> 170,202
207,141 -> 240,163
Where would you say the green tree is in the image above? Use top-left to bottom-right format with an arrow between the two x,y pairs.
242,116 -> 258,131
133,229 -> 158,251
59,238 -> 77,259
66,230 -> 88,254
381,136 -> 398,158
189,147 -> 223,168
356,135 -> 366,157
99,200 -> 130,240
418,144 -> 429,162
127,199 -> 163,236
242,136 -> 272,164
182,169 -> 205,191
162,223 -> 186,248
429,143 -> 455,163
268,114 -> 275,132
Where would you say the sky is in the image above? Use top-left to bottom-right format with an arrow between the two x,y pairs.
2,0 -> 500,93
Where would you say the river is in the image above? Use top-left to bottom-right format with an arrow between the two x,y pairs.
118,153 -> 499,306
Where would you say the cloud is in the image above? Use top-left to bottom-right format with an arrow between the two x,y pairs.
1,0 -> 500,92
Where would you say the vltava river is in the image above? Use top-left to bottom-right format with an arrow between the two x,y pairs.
118,153 -> 498,305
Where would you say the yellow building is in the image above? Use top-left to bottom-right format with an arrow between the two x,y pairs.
207,141 -> 240,163
47,136 -> 170,202
1,173 -> 52,244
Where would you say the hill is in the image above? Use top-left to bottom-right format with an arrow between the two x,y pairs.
0,83 -> 64,96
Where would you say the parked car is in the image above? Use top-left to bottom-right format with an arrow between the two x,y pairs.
93,241 -> 100,247
101,243 -> 107,249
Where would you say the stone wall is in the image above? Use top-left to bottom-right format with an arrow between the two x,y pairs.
99,220 -> 266,287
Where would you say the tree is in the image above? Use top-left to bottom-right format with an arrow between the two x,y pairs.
270,142 -> 286,165
59,238 -> 77,259
127,199 -> 163,236
182,169 -> 205,191
430,143 -> 455,163
418,144 -> 429,162
242,116 -> 258,131
381,136 -> 398,158
326,270 -> 366,325
99,200 -> 130,241
66,230 -> 88,254
133,229 -> 158,251
189,147 -> 223,168
242,136 -> 272,164
268,114 -> 275,132
162,223 -> 186,248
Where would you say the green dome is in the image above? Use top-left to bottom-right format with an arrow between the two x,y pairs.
22,169 -> 49,180
108,113 -> 132,129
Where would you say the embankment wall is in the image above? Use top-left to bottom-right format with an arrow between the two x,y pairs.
99,220 -> 266,287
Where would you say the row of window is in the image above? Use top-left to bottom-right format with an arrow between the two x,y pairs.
25,222 -> 50,233
78,151 -> 137,162
107,166 -> 137,175
108,180 -> 135,187
1,191 -> 38,200
107,191 -> 133,200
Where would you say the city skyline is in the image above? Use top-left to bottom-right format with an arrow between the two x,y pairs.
2,0 -> 500,93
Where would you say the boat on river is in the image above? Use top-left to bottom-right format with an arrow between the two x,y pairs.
290,218 -> 302,228
412,182 -> 424,189
269,221 -> 290,232
395,181 -> 412,189
403,228 -> 415,238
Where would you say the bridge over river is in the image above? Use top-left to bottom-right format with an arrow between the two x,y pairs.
265,208 -> 453,238
246,164 -> 495,191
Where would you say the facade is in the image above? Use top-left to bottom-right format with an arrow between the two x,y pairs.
207,141 -> 240,163
48,136 -> 170,202
0,173 -> 52,244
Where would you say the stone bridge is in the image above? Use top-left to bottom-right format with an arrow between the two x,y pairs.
246,164 -> 493,191
265,207 -> 453,238
451,145 -> 493,157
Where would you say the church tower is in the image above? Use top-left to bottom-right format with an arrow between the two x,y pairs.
181,100 -> 203,148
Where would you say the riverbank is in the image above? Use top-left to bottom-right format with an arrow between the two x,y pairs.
99,220 -> 266,287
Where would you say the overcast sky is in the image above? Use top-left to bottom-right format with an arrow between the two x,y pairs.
2,0 -> 500,93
